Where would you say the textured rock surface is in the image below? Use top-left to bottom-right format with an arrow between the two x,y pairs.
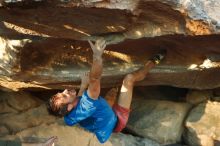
186,90 -> 213,105
212,88 -> 220,101
1,2 -> 220,144
0,125 -> 9,137
0,104 -> 57,134
0,99 -> 17,115
1,0 -> 220,35
133,86 -> 187,102
184,101 -> 220,146
211,96 -> 220,102
127,98 -> 191,144
0,0 -> 220,91
1,121 -> 160,146
110,133 -> 160,146
0,35 -> 220,91
0,90 -> 42,115
214,87 -> 220,96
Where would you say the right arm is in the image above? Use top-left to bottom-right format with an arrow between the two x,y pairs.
87,39 -> 106,99
65,40 -> 106,126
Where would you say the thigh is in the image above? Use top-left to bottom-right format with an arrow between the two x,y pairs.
117,73 -> 135,109
117,83 -> 134,109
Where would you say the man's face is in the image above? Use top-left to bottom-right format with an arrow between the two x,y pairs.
55,88 -> 77,110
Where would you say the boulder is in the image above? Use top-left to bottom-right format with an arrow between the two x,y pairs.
5,91 -> 42,111
184,101 -> 220,146
212,88 -> 220,101
0,104 -> 57,134
186,90 -> 213,105
0,90 -> 42,114
1,0 -> 220,36
1,121 -> 160,146
0,1 -> 220,91
133,86 -> 187,102
1,35 -> 220,91
214,87 -> 220,96
0,125 -> 9,137
0,100 -> 17,115
211,96 -> 220,102
110,133 -> 160,146
127,98 -> 191,144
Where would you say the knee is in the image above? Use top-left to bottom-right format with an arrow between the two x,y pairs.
123,74 -> 135,86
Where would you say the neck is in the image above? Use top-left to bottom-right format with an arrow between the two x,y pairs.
72,97 -> 79,108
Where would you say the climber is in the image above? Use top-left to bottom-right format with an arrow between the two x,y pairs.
47,38 -> 166,143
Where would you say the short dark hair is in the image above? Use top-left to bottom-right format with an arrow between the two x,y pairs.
46,94 -> 69,117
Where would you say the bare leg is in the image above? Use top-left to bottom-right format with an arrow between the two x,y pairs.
117,61 -> 155,109
117,49 -> 166,109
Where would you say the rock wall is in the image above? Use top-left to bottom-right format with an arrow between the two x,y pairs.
1,86 -> 220,146
0,2 -> 220,146
0,0 -> 220,91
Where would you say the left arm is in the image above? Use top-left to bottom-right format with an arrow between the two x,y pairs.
64,71 -> 97,125
77,72 -> 90,97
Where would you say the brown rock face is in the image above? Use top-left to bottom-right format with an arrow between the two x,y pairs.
0,0 -> 220,90
1,121 -> 160,146
184,101 -> 220,146
127,97 -> 191,144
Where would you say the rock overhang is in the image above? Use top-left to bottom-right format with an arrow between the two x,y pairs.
0,0 -> 220,90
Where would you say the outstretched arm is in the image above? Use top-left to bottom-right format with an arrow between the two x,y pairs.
87,38 -> 106,99
77,72 -> 90,97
